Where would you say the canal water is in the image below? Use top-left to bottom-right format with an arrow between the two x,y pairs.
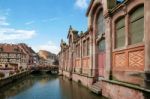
0,74 -> 106,99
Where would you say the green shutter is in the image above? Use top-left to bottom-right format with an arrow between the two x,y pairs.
129,6 -> 144,44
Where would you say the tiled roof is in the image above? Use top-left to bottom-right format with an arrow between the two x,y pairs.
0,44 -> 23,53
18,43 -> 36,56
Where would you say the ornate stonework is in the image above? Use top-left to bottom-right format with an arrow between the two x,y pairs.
129,50 -> 144,70
114,52 -> 126,68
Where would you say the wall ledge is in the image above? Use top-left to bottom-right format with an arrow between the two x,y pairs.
102,79 -> 150,93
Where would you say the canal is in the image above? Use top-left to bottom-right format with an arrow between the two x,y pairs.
0,74 -> 106,99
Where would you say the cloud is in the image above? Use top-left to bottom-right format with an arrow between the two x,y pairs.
75,0 -> 89,9
0,16 -> 10,26
0,27 -> 36,41
33,41 -> 60,54
25,21 -> 34,25
0,10 -> 36,42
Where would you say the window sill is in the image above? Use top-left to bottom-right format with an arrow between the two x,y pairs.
113,42 -> 144,52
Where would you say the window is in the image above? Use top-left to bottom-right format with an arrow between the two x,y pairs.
115,17 -> 125,48
98,39 -> 105,52
97,10 -> 105,35
76,44 -> 80,58
14,48 -> 19,52
83,40 -> 86,56
69,35 -> 72,45
78,45 -> 80,57
76,45 -> 78,57
129,6 -> 144,45
0,48 -> 3,52
87,39 -> 90,56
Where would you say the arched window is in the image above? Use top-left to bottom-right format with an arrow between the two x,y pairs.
115,17 -> 125,48
129,6 -> 144,45
97,10 -> 105,35
87,38 -> 90,55
83,40 -> 86,56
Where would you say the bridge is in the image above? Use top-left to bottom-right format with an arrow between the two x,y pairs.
29,65 -> 59,74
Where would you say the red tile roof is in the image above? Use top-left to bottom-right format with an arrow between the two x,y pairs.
0,44 -> 23,53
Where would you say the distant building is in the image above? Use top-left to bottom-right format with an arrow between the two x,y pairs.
18,43 -> 39,68
0,43 -> 38,71
38,50 -> 57,67
0,44 -> 27,70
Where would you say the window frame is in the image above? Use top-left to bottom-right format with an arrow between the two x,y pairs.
115,17 -> 126,49
97,10 -> 105,37
113,4 -> 144,51
128,5 -> 144,45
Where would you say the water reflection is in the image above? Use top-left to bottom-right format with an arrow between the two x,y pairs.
0,75 -> 106,99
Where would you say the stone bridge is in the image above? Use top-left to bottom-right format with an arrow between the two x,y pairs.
30,65 -> 59,74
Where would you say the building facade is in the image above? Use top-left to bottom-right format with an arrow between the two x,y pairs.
0,44 -> 27,70
59,0 -> 150,99
0,44 -> 27,77
0,43 -> 38,71
18,43 -> 39,68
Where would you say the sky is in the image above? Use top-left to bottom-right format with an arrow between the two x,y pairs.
0,0 -> 90,54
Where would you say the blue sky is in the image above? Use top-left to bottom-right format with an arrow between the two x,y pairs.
0,0 -> 90,54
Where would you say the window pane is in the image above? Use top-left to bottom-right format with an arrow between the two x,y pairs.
97,11 -> 105,35
83,41 -> 86,56
116,18 -> 125,29
129,6 -> 144,45
116,27 -> 125,48
87,39 -> 90,56
99,39 -> 105,52
115,17 -> 125,48
130,18 -> 144,44
130,6 -> 144,22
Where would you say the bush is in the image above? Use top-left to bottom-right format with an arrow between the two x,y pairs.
0,72 -> 5,78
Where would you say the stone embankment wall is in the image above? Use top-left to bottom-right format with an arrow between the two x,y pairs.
0,71 -> 30,88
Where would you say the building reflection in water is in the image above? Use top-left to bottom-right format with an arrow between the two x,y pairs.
0,75 -> 105,99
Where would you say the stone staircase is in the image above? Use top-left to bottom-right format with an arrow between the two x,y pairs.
90,81 -> 101,94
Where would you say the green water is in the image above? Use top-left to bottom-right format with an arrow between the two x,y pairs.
0,74 -> 106,99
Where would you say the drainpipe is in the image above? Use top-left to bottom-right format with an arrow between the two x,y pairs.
144,0 -> 150,89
